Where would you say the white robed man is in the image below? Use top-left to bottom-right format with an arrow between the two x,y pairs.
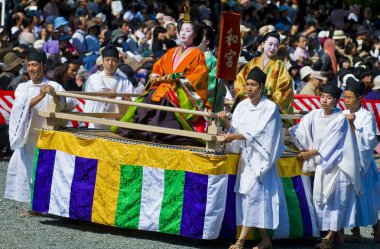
218,66 -> 285,249
6,50 -> 76,209
342,77 -> 380,243
84,45 -> 134,128
289,84 -> 361,249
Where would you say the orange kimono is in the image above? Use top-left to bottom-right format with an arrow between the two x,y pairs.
112,46 -> 210,145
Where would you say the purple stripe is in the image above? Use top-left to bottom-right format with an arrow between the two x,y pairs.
69,156 -> 98,221
291,176 -> 313,237
180,171 -> 208,238
32,149 -> 56,213
219,174 -> 237,239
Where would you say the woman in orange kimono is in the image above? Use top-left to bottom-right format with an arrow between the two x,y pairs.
112,17 -> 210,146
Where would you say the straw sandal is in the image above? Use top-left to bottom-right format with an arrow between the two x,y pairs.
314,239 -> 334,249
229,239 -> 245,249
20,210 -> 43,217
252,240 -> 273,249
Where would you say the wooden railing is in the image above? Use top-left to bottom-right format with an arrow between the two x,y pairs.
38,91 -> 303,151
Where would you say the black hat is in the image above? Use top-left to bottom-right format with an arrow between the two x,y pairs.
338,68 -> 353,79
322,84 -> 342,99
58,34 -> 71,41
28,49 -> 47,64
345,77 -> 365,95
101,46 -> 119,59
247,66 -> 267,86
355,66 -> 372,79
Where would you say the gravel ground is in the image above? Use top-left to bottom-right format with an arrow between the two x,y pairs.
0,157 -> 379,249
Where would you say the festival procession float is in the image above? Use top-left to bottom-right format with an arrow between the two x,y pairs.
5,10 -> 347,241
27,11 -> 321,241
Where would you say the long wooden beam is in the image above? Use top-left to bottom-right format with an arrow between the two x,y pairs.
39,111 -> 220,142
56,91 -> 218,118
66,91 -> 142,98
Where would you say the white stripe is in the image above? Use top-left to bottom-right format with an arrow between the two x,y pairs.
139,167 -> 165,231
294,99 -> 308,111
311,98 -> 321,108
301,175 -> 319,237
0,108 -> 10,124
303,98 -> 318,109
337,100 -> 346,110
4,95 -> 15,104
0,98 -> 12,112
365,102 -> 375,114
365,103 -> 380,134
48,151 -> 76,217
202,175 -> 228,239
374,103 -> 380,134
272,181 -> 290,239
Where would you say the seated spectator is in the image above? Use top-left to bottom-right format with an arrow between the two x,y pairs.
300,70 -> 327,96
364,75 -> 380,100
292,35 -> 309,62
0,51 -> 25,89
54,59 -> 81,91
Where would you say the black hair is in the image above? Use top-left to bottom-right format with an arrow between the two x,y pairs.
203,24 -> 215,50
344,42 -> 356,55
177,19 -> 204,46
263,31 -> 280,43
21,15 -> 34,28
153,26 -> 166,39
338,56 -> 350,68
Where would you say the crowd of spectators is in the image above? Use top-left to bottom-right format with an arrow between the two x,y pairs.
1,0 -> 380,155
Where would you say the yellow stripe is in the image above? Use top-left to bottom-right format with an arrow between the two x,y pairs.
91,160 -> 121,226
37,130 -> 240,175
37,131 -> 309,177
277,157 -> 314,177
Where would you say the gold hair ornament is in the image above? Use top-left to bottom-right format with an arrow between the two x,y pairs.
183,6 -> 191,23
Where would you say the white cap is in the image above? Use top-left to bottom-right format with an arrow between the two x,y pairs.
318,30 -> 329,38
347,13 -> 358,23
310,71 -> 327,81
373,75 -> 380,90
300,66 -> 313,80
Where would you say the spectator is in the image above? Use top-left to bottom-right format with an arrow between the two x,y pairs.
300,71 -> 326,96
293,35 -> 309,63
365,75 -> 380,100
54,59 -> 81,91
0,51 -> 25,89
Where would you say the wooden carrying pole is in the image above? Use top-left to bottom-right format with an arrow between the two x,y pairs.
56,91 -> 218,119
42,92 -> 303,151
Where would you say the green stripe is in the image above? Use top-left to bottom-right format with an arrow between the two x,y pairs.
252,229 -> 274,240
30,148 -> 40,210
281,177 -> 303,238
115,165 -> 143,229
159,170 -> 185,234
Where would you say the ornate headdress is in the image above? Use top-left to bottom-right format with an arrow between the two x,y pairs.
183,6 -> 191,23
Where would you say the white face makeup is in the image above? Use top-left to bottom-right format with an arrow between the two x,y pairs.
179,23 -> 196,47
263,36 -> 280,58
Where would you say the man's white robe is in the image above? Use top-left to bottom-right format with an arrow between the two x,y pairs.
84,69 -> 134,128
227,97 -> 285,229
6,78 -> 75,202
342,107 -> 379,226
289,109 -> 361,231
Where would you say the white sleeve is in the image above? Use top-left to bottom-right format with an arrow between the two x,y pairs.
9,84 -> 31,149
